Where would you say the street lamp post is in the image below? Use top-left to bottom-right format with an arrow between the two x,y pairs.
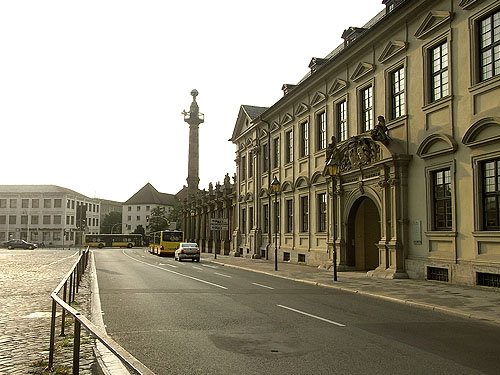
270,176 -> 281,271
325,156 -> 339,281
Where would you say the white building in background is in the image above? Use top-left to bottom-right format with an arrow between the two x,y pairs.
122,182 -> 178,234
0,185 -> 101,247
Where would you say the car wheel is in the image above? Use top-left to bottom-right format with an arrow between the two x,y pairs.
127,243 -> 133,248
98,244 -> 104,249
28,246 -> 34,250
8,246 -> 13,250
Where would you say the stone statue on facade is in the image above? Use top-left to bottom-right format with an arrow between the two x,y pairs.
370,115 -> 391,145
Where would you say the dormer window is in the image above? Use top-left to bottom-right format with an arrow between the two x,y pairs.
383,0 -> 405,13
281,84 -> 297,96
341,27 -> 366,46
308,57 -> 328,74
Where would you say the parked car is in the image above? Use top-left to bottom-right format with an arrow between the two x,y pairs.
174,242 -> 200,262
2,239 -> 38,250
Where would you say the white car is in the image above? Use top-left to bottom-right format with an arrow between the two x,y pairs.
174,242 -> 200,262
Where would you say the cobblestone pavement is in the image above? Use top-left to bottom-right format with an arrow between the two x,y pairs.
0,248 -> 96,374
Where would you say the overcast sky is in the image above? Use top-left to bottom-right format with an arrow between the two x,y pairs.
0,1 -> 385,202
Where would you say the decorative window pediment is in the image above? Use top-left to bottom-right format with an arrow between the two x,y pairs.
328,78 -> 349,96
462,118 -> 500,147
350,62 -> 375,82
415,11 -> 453,39
270,121 -> 280,132
281,181 -> 294,193
416,134 -> 458,159
294,103 -> 310,117
259,188 -> 268,198
378,40 -> 408,63
311,171 -> 327,185
280,113 -> 294,126
294,176 -> 310,190
459,0 -> 485,10
311,91 -> 327,107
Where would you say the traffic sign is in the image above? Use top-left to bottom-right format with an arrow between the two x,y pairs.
210,218 -> 228,231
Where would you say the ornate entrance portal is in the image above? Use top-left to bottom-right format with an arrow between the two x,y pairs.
347,197 -> 380,271
331,130 -> 410,279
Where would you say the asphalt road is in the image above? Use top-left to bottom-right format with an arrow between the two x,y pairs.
94,248 -> 500,375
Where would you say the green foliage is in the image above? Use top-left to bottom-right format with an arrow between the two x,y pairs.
100,211 -> 122,233
167,202 -> 182,230
133,225 -> 145,236
148,206 -> 169,233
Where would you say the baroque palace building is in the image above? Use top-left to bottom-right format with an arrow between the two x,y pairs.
229,0 -> 500,286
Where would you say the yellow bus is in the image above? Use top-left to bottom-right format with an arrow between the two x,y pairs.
149,230 -> 183,256
85,234 -> 143,249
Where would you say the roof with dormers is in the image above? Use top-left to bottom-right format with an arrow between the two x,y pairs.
124,182 -> 177,206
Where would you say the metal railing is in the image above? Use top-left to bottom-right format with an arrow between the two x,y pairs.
48,247 -> 155,375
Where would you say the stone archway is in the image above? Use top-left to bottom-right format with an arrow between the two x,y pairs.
346,196 -> 381,271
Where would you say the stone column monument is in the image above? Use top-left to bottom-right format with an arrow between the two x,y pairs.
182,89 -> 204,194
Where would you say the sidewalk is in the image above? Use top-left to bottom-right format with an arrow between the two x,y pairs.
202,253 -> 500,325
0,248 -> 95,374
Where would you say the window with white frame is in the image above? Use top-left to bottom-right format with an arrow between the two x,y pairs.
317,193 -> 327,232
285,199 -> 293,233
263,203 -> 269,233
262,143 -> 269,173
300,196 -> 309,232
337,99 -> 348,141
432,168 -> 452,230
285,130 -> 293,163
430,42 -> 449,102
481,157 -> 500,230
300,121 -> 309,157
248,151 -> 253,178
273,137 -> 280,169
390,66 -> 405,119
316,111 -> 326,151
478,9 -> 500,82
241,155 -> 247,180
361,85 -> 374,132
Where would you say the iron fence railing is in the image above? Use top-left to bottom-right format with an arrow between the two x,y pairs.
48,247 -> 155,375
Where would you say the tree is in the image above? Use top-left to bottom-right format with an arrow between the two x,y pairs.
148,206 -> 169,233
133,225 -> 145,236
100,211 -> 122,233
167,202 -> 182,230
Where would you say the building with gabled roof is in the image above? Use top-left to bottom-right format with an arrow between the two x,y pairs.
122,183 -> 178,234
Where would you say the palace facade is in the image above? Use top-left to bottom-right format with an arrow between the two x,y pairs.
229,0 -> 500,286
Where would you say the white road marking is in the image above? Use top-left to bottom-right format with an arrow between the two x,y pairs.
252,282 -> 274,289
201,264 -> 218,269
122,250 -> 227,289
277,305 -> 345,327
158,263 -> 177,268
214,272 -> 232,278
192,266 -> 203,270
